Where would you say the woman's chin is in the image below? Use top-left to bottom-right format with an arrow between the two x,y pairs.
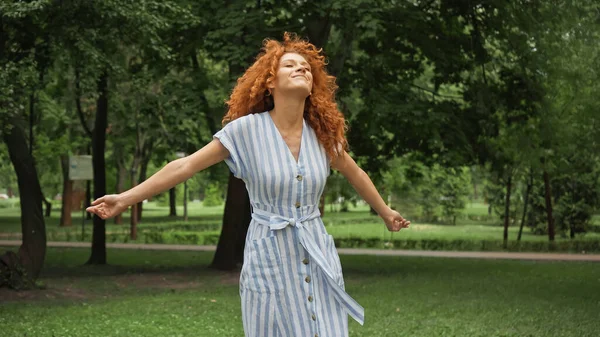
280,86 -> 311,99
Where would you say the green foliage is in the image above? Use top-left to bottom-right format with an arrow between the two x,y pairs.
202,182 -> 223,207
383,155 -> 471,224
0,144 -> 18,197
551,157 -> 600,236
438,167 -> 472,225
2,0 -> 600,249
0,199 -> 20,209
332,237 -> 600,253
325,171 -> 358,212
526,168 -> 600,237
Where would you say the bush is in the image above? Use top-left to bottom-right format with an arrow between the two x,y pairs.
142,231 -> 220,245
0,199 -> 19,209
39,227 -> 600,253
203,183 -> 223,207
332,237 -> 600,253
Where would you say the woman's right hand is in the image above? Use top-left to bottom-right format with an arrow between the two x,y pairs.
86,194 -> 128,219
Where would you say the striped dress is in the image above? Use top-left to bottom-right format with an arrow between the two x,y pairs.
213,111 -> 364,337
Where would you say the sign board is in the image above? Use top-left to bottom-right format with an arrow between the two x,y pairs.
69,155 -> 93,181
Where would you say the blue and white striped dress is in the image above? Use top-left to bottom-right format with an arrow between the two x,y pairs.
214,111 -> 364,337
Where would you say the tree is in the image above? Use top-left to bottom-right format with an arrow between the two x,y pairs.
0,1 -> 53,289
52,0 -> 193,263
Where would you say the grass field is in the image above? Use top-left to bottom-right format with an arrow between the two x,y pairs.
0,247 -> 598,337
1,202 -> 599,246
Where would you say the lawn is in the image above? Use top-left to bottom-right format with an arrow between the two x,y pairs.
1,202 -> 599,249
0,201 -> 226,233
0,247 -> 598,337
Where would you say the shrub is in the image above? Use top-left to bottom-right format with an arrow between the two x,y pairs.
203,183 -> 224,207
332,237 -> 600,253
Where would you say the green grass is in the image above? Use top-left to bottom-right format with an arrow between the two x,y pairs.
0,247 -> 599,336
0,201 -> 226,233
321,205 -> 600,242
1,202 -> 599,246
325,217 -> 600,241
460,201 -> 493,216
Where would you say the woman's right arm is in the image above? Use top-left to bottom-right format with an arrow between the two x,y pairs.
87,139 -> 230,219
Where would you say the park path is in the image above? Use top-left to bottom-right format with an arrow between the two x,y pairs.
1,240 -> 599,262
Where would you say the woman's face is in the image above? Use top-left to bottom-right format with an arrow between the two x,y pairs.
271,52 -> 313,97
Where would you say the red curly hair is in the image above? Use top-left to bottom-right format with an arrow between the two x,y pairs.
223,32 -> 348,160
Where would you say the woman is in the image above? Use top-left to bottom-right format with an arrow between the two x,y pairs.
87,32 -> 410,337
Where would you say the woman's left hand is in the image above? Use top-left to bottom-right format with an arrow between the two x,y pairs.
381,209 -> 410,232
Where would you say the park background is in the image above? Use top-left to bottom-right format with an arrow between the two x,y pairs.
1,1 -> 599,336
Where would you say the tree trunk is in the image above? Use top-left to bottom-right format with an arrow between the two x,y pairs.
128,147 -> 142,236
130,168 -> 138,240
87,72 -> 109,265
76,70 -> 93,221
517,168 -> 533,241
136,153 -> 151,222
85,145 -> 92,219
114,161 -> 126,225
169,187 -> 177,216
29,93 -> 35,154
0,119 -> 46,288
370,206 -> 378,215
210,173 -> 251,270
85,174 -> 92,220
304,12 -> 332,51
543,170 -> 555,241
59,155 -> 73,227
183,180 -> 188,221
503,174 -> 512,249
43,198 -> 52,217
28,92 -> 52,219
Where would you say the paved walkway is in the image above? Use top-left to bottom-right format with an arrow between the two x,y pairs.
1,240 -> 599,262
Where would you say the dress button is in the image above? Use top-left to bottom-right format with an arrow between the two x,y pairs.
308,295 -> 313,302
295,202 -> 301,208
296,174 -> 303,181
302,258 -> 309,265
305,276 -> 311,283
312,314 -> 316,321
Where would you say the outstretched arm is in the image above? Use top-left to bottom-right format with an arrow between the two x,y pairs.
330,151 -> 410,232
87,139 -> 230,219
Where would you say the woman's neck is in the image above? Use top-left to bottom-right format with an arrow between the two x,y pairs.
270,97 -> 305,131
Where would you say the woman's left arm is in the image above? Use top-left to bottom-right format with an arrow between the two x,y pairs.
331,151 -> 410,232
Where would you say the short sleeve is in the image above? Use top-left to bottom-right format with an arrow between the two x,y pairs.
213,119 -> 245,179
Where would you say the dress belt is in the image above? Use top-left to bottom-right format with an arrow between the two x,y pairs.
251,208 -> 365,325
